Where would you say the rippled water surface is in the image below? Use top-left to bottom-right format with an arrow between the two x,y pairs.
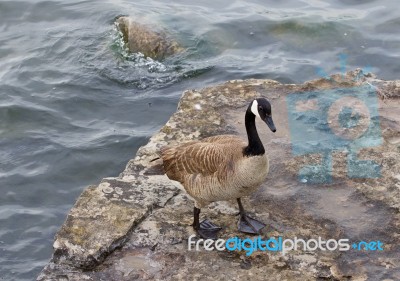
0,0 -> 399,279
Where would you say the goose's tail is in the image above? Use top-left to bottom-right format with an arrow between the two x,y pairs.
144,153 -> 164,175
150,157 -> 160,162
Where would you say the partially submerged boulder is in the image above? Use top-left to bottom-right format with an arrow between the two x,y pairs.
115,16 -> 184,61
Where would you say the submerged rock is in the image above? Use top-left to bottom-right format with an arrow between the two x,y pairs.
38,71 -> 400,281
115,16 -> 184,61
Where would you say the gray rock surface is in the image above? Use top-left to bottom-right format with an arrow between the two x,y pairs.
38,70 -> 400,281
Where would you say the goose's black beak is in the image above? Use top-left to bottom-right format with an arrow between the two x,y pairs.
265,116 -> 276,132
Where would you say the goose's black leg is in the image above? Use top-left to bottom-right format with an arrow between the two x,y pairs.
192,207 -> 222,239
237,198 -> 266,234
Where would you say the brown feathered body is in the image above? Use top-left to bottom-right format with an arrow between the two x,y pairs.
161,135 -> 269,208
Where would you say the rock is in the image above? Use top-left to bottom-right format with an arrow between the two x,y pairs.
37,71 -> 400,281
115,16 -> 184,60
51,178 -> 179,269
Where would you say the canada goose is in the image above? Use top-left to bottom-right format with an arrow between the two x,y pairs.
161,98 -> 276,239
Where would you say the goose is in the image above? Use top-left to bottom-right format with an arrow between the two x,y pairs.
161,98 -> 276,239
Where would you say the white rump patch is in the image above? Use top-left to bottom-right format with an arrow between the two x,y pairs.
251,99 -> 260,118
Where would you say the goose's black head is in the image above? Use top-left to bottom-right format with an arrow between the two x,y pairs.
250,98 -> 276,132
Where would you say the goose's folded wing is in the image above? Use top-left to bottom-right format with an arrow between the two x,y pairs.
161,142 -> 234,182
201,135 -> 243,144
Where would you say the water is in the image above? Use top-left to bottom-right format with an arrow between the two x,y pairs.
0,0 -> 399,280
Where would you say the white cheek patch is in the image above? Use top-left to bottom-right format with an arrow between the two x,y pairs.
251,99 -> 260,118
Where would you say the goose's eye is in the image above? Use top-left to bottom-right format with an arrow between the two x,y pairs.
258,106 -> 263,111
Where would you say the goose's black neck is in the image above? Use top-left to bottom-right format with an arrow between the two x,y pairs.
243,107 -> 265,156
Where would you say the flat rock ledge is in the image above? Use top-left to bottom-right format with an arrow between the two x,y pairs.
38,70 -> 400,281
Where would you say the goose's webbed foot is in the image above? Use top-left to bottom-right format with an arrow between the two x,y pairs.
236,198 -> 266,234
238,214 -> 266,234
196,219 -> 222,240
192,207 -> 222,239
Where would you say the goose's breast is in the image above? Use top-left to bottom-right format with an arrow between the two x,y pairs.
234,155 -> 269,187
